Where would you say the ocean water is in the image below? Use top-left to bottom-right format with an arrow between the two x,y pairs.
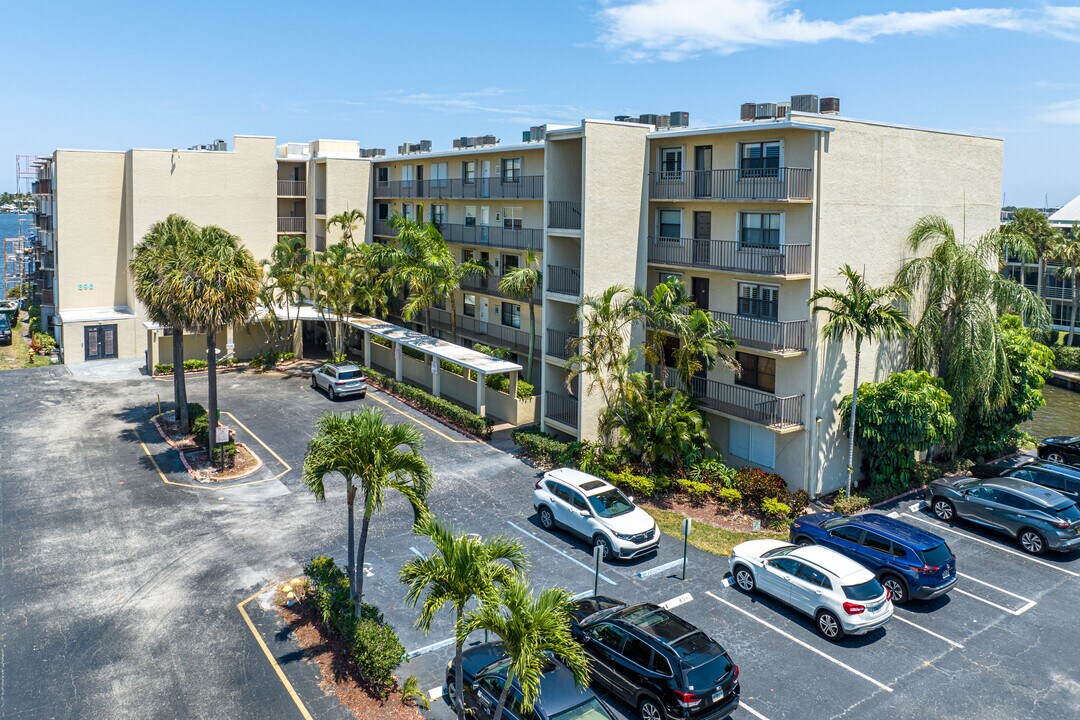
2,213 -> 34,296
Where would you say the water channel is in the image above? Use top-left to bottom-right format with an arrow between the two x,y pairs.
1023,383 -> 1080,439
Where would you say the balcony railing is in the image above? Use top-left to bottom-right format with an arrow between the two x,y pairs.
712,311 -> 807,353
428,307 -> 540,354
546,265 -> 581,296
278,180 -> 306,196
278,217 -> 306,233
690,377 -> 804,430
548,201 -> 582,230
545,391 -> 579,429
649,168 -> 813,201
315,198 -> 326,215
648,237 -> 811,276
373,175 -> 544,200
461,274 -> 542,302
440,223 -> 543,252
546,328 -> 578,360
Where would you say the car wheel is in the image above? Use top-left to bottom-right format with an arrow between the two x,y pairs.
359,392 -> 366,399
1047,452 -> 1066,464
638,695 -> 666,720
932,498 -> 955,522
310,375 -> 317,389
445,673 -> 460,710
881,574 -> 909,605
817,610 -> 844,640
733,565 -> 756,593
538,506 -> 556,530
330,386 -> 338,401
794,535 -> 815,546
594,534 -> 613,562
1019,529 -> 1046,555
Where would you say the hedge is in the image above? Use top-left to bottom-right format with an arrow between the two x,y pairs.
1055,345 -> 1080,372
154,358 -> 210,375
512,425 -> 574,466
359,364 -> 493,439
486,372 -> 535,400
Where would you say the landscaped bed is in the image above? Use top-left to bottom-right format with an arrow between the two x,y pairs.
151,404 -> 263,482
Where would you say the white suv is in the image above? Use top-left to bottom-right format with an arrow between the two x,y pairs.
728,539 -> 894,640
310,362 -> 367,400
532,468 -> 659,561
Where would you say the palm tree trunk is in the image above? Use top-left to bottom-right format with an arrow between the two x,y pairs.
173,328 -> 190,433
1038,258 -> 1046,301
450,295 -> 459,342
454,607 -> 465,720
846,338 -> 862,497
346,482 -> 357,600
353,505 -> 372,617
1071,279 -> 1078,346
492,666 -> 516,720
526,297 -> 535,384
207,328 -> 218,460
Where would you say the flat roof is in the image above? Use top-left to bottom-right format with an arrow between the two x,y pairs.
375,140 -> 546,164
58,306 -> 137,324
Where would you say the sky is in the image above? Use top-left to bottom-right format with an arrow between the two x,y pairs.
2,0 -> 1079,207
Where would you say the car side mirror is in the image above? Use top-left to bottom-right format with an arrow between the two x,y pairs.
471,682 -> 479,692
579,509 -> 591,517
628,495 -> 635,503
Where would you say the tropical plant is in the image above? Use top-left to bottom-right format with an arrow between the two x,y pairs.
635,279 -> 696,387
302,407 -> 432,615
897,215 -> 1050,453
1004,208 -> 1063,299
1051,225 -> 1080,345
327,207 -> 365,246
498,249 -> 542,382
129,214 -> 199,432
670,308 -> 736,403
302,243 -> 361,357
262,236 -> 307,353
456,577 -> 589,720
400,517 -> 527,720
810,264 -> 913,495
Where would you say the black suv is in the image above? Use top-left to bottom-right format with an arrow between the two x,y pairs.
969,455 -> 1080,504
0,315 -> 11,346
570,596 -> 740,720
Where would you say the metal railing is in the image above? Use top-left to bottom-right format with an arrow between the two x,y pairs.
315,198 -> 326,215
712,311 -> 808,353
545,391 -> 579,429
428,307 -> 540,353
374,220 -> 395,237
648,168 -> 813,201
690,376 -> 804,429
548,201 -> 582,230
546,328 -> 579,360
373,175 -> 544,199
461,274 -> 543,302
546,265 -> 581,296
278,180 -> 306,196
440,224 -> 543,251
277,217 -> 306,233
647,237 -> 811,276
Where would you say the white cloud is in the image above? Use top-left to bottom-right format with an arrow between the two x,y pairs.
381,89 -> 606,126
597,1 -> 1079,60
1034,98 -> 1080,124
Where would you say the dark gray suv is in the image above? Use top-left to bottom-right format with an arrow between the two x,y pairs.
925,476 -> 1080,555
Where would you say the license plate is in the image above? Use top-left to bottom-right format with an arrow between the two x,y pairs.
711,689 -> 724,703
867,602 -> 884,613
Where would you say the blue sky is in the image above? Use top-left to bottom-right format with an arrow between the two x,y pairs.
3,0 -> 1079,206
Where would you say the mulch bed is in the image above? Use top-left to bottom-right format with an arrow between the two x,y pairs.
180,443 -> 261,482
154,417 -> 200,450
278,600 -> 422,720
645,494 -> 781,533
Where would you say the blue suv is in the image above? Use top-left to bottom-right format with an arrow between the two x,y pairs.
789,512 -> 956,605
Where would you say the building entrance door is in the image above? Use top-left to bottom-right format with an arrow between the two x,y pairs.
84,324 -> 117,361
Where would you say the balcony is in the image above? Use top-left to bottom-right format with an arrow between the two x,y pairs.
545,391 -> 579,429
278,180 -> 306,196
373,175 -> 544,200
546,265 -> 581,296
648,168 -> 813,201
648,237 -> 811,277
712,311 -> 807,353
546,328 -> 578,360
690,377 -> 804,431
548,201 -> 582,230
428,308 -> 540,354
278,217 -> 306,233
440,223 -> 543,252
461,274 -> 543,302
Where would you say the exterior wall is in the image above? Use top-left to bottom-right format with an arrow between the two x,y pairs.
61,317 -> 138,365
319,158 -> 372,246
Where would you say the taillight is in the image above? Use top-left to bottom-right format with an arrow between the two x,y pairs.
732,664 -> 740,682
843,601 -> 865,615
534,480 -> 543,490
884,587 -> 892,601
673,690 -> 700,709
1052,519 -> 1070,529
909,564 -> 939,574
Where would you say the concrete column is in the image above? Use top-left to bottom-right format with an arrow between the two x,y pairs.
508,370 -> 519,400
431,357 -> 441,398
363,331 -> 371,366
394,342 -> 403,381
476,371 -> 487,417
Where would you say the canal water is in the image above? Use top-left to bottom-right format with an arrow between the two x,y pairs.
1023,383 -> 1080,439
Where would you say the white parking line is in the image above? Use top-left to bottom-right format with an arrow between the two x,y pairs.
740,703 -> 772,720
408,546 -> 425,559
890,615 -> 965,648
704,591 -> 893,693
905,513 -> 1080,577
505,521 -> 617,585
406,636 -> 456,659
956,572 -> 1036,602
953,588 -> 1037,616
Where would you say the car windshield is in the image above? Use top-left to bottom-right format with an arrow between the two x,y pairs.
550,697 -> 612,720
0,318 -> 9,330
588,489 -> 634,518
761,546 -> 795,559
1054,503 -> 1080,522
916,542 -> 953,567
337,370 -> 361,380
842,578 -> 885,601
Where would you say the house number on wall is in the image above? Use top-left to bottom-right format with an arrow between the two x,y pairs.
77,283 -> 95,290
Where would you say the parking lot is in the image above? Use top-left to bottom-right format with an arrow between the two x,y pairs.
2,366 -> 1079,720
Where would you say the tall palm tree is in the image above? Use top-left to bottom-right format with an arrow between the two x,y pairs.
456,577 -> 589,720
400,518 -> 527,720
897,215 -> 1050,452
1052,225 -> 1080,345
327,207 -> 365,246
129,214 -> 199,432
1006,208 -> 1063,299
671,308 -> 737,399
263,236 -> 308,353
635,279 -> 695,388
302,243 -> 361,358
498,249 -> 542,382
809,264 -> 913,496
172,225 -> 261,459
566,285 -> 637,411
302,407 -> 432,615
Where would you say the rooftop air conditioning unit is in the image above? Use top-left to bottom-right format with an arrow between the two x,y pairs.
614,115 -> 634,122
775,103 -> 790,119
359,148 -> 386,158
638,113 -> 659,126
791,94 -> 819,113
740,103 -> 757,121
820,97 -> 841,114
754,103 -> 778,119
655,114 -> 671,129
669,111 -> 690,127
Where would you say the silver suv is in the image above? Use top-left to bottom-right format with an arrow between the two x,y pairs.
925,475 -> 1080,554
310,362 -> 367,400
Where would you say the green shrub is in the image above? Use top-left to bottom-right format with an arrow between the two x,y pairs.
485,373 -> 535,400
440,360 -> 465,376
577,443 -> 624,477
1055,345 -> 1080,372
353,617 -> 407,699
717,487 -> 743,505
832,490 -> 870,515
192,413 -> 209,446
220,356 -> 237,367
28,317 -> 40,334
761,496 -> 792,527
788,489 -> 810,517
360,364 -> 493,438
512,425 -> 573,466
371,335 -> 392,349
686,457 -> 737,489
182,358 -> 208,372
472,342 -> 512,360
676,478 -> 712,505
606,468 -> 655,497
154,363 -> 174,375
734,468 -> 789,510
402,345 -> 425,362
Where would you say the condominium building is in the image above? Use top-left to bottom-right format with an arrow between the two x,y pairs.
30,99 -> 1002,495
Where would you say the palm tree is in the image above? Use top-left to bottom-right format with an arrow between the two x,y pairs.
498,249 -> 542,382
303,407 -> 432,615
327,207 -> 365,246
302,243 -> 361,358
635,279 -> 695,388
263,236 -> 308,353
400,518 -> 527,720
1052,225 -> 1080,345
129,214 -> 198,432
566,285 -> 638,411
671,308 -> 737,399
897,215 -> 1051,453
456,577 -> 589,720
809,265 -> 913,496
172,225 -> 261,459
1006,208 -> 1063,299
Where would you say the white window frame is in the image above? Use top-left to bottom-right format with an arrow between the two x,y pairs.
431,162 -> 448,188
501,253 -> 520,276
431,204 -> 447,226
402,203 -> 414,220
503,206 -> 523,229
462,160 -> 476,184
502,302 -> 521,329
464,205 -> 477,227
737,282 -> 780,320
736,211 -> 784,249
657,270 -> 683,286
501,157 -> 523,182
658,146 -> 684,179
656,208 -> 684,243
401,166 -> 414,186
463,293 -> 476,317
736,140 -> 784,178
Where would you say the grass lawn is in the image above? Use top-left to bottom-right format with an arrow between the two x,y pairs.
643,506 -> 787,558
0,315 -> 51,370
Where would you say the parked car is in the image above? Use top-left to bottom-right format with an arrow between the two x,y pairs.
969,452 -> 1038,479
789,512 -> 956,604
309,362 -> 366,400
729,539 -> 894,640
1038,437 -> 1080,467
533,468 -> 659,561
570,596 -> 741,720
925,475 -> 1080,554
967,455 -> 1080,505
446,641 -> 616,720
0,315 -> 10,345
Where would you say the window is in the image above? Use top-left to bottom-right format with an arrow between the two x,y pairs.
401,166 -> 414,186
462,248 -> 475,263
770,558 -> 801,575
967,486 -> 998,502
478,675 -> 504,700
431,162 -> 448,188
402,203 -> 414,220
735,351 -> 775,393
740,141 -> 781,177
649,651 -> 672,676
657,271 -> 682,287
796,563 -> 830,588
728,420 -> 775,467
588,623 -> 627,652
376,167 -> 389,183
738,283 -> 779,320
829,525 -> 864,544
622,635 -> 653,669
464,293 -> 476,317
462,160 -> 476,184
503,207 -> 522,229
501,157 -> 522,182
430,204 -> 447,226
862,532 -> 895,556
740,212 -> 782,248
376,203 -> 390,221
570,492 -> 588,510
658,209 -> 682,239
502,303 -> 521,329
659,147 -> 683,177
502,254 -> 519,275
546,482 -> 570,503
464,205 -> 477,227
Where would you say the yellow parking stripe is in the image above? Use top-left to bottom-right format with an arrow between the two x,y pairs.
365,391 -> 477,444
237,585 -> 314,720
